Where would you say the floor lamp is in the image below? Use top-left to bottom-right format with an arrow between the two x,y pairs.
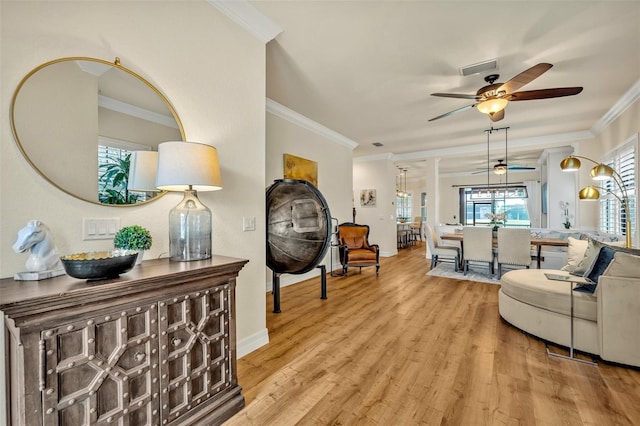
560,155 -> 632,248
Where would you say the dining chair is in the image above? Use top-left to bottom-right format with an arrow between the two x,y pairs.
497,228 -> 532,278
462,226 -> 494,276
397,223 -> 409,248
410,216 -> 422,242
425,224 -> 460,272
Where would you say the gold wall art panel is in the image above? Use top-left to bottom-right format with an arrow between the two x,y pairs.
284,154 -> 318,187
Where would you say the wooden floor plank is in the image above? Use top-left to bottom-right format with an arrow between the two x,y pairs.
225,242 -> 640,425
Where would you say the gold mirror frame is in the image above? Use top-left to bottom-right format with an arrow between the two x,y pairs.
10,57 -> 185,206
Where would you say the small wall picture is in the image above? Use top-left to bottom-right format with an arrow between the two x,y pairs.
284,153 -> 318,187
360,189 -> 376,207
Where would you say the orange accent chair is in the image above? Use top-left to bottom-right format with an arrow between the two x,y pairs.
337,222 -> 380,275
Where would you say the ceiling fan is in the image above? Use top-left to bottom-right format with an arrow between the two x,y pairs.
473,159 -> 536,175
429,63 -> 583,122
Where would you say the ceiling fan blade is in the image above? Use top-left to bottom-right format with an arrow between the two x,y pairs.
507,87 -> 583,101
431,93 -> 481,100
508,165 -> 536,170
471,169 -> 490,175
488,109 -> 505,122
428,104 -> 475,121
497,63 -> 553,94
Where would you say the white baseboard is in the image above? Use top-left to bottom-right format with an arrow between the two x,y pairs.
237,327 -> 269,358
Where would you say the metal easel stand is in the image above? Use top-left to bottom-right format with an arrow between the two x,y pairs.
329,217 -> 345,277
546,281 -> 597,366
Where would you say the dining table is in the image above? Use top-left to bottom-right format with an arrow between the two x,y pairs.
440,232 -> 569,269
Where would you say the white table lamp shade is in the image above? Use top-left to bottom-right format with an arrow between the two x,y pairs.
127,151 -> 159,191
155,141 -> 222,261
156,141 -> 222,191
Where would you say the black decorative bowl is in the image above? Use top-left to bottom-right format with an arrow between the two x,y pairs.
61,250 -> 139,280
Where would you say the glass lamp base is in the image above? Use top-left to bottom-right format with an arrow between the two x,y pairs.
169,189 -> 212,261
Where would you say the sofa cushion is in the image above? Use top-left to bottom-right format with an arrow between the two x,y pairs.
500,269 -> 597,321
572,238 -> 628,276
603,251 -> 640,278
560,237 -> 588,273
344,236 -> 365,249
347,248 -> 377,262
574,246 -> 618,294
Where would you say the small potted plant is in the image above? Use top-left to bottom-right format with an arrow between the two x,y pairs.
113,225 -> 152,264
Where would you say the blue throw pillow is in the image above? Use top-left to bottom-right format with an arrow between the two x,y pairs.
587,246 -> 617,283
573,283 -> 597,294
573,246 -> 617,294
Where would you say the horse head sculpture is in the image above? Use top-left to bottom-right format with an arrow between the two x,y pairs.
12,220 -> 62,272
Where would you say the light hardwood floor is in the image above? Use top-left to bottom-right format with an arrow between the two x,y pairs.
226,241 -> 640,425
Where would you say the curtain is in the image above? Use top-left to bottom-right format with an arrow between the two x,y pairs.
524,180 -> 541,228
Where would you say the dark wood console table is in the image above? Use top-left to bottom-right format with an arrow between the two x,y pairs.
0,255 -> 248,426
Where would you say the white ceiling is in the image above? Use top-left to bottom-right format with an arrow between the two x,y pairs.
252,1 -> 640,177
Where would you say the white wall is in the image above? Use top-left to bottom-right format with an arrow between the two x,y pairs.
265,106 -> 356,282
1,0 -> 269,372
353,157 -> 398,257
541,147 -> 576,229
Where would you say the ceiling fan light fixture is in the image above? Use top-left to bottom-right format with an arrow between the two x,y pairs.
477,98 -> 508,114
493,163 -> 508,175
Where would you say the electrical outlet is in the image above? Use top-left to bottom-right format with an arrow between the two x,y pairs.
243,217 -> 255,231
83,218 -> 121,240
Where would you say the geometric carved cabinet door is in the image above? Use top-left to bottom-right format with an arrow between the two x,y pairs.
41,304 -> 160,426
158,284 -> 232,425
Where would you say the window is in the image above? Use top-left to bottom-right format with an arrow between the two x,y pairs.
396,193 -> 412,221
98,137 -> 152,204
599,139 -> 636,240
461,187 -> 530,227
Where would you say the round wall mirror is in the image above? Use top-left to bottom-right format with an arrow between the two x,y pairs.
10,57 -> 185,206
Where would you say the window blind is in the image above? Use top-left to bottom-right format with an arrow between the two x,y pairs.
599,143 -> 636,238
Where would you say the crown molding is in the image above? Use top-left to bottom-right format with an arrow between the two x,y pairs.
353,153 -> 394,162
208,0 -> 282,43
266,98 -> 358,150
361,130 -> 593,164
98,95 -> 179,129
591,79 -> 640,135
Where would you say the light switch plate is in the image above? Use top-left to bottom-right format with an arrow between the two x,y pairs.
242,217 -> 255,231
83,218 -> 121,240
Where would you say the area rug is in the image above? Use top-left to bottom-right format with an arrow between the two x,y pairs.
426,263 -> 500,285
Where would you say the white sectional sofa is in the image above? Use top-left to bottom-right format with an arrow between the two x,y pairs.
499,242 -> 640,367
